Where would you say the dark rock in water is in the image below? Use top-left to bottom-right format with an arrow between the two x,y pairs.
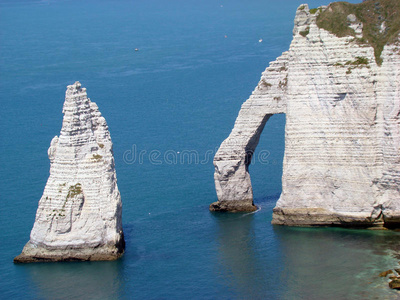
389,278 -> 400,289
380,270 -> 393,277
209,199 -> 257,212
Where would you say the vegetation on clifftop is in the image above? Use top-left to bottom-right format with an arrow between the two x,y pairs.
316,0 -> 400,65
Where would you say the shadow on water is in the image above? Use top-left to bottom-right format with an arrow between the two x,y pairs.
212,211 -> 282,300
273,226 -> 400,300
211,192 -> 400,300
17,259 -> 123,300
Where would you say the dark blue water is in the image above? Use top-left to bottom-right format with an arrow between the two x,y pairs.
1,0 -> 399,299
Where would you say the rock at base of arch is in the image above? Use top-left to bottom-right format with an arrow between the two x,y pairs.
271,208 -> 387,228
210,199 -> 257,213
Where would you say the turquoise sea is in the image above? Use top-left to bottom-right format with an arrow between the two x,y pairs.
1,0 -> 399,299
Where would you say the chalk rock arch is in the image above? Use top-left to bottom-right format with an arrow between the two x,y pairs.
211,4 -> 400,228
210,52 -> 288,212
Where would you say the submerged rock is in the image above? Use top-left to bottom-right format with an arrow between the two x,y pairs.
211,2 -> 400,228
380,270 -> 394,277
14,82 -> 124,262
389,278 -> 400,289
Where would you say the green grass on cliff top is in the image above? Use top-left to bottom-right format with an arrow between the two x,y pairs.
316,0 -> 400,65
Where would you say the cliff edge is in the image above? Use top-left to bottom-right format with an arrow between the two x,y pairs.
211,1 -> 400,228
14,82 -> 124,262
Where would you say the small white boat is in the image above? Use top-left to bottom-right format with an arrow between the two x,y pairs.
259,39 -> 263,43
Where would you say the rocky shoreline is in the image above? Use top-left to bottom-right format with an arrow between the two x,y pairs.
380,269 -> 400,290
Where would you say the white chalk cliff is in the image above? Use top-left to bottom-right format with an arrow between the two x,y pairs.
211,3 -> 400,228
15,82 -> 124,262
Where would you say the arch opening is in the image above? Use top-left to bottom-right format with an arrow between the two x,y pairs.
248,114 -> 285,207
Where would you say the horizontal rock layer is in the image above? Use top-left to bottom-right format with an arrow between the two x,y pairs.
212,4 -> 400,228
15,82 -> 124,262
14,238 -> 125,263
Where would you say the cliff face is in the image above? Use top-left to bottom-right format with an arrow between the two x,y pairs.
15,82 -> 124,262
211,3 -> 400,228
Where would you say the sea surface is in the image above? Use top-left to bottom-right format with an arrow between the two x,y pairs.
0,0 -> 399,299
